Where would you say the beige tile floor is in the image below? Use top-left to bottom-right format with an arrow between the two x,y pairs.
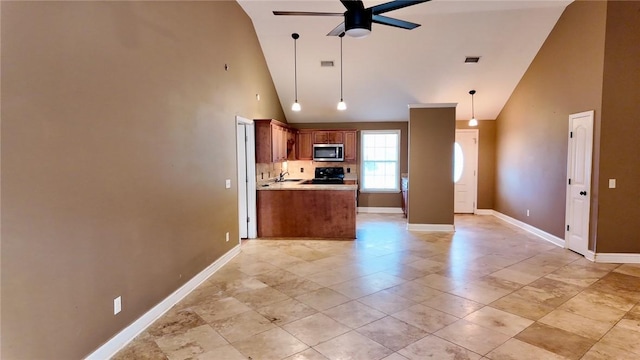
114,214 -> 640,360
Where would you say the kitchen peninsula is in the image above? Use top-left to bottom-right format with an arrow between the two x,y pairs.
257,180 -> 357,239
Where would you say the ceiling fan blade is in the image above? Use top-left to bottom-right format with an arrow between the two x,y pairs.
327,22 -> 346,36
340,0 -> 365,11
372,14 -> 420,30
371,0 -> 431,15
273,11 -> 343,16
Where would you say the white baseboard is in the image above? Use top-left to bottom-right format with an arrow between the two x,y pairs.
357,207 -> 404,214
475,209 -> 494,216
491,211 -> 565,248
85,245 -> 241,360
593,253 -> 640,264
407,223 -> 455,232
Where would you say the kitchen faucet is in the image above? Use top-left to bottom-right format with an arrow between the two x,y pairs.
277,170 -> 289,182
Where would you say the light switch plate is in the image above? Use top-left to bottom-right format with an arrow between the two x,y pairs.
114,296 -> 122,315
609,179 -> 616,188
225,179 -> 231,189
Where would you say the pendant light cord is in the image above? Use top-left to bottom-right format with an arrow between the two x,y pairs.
340,35 -> 343,101
294,37 -> 298,102
469,89 -> 477,119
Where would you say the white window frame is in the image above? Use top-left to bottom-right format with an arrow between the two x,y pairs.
360,129 -> 401,193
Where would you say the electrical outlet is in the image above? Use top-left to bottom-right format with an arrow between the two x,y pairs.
609,179 -> 616,188
300,168 -> 304,173
225,232 -> 230,242
347,167 -> 351,173
114,296 -> 122,315
225,179 -> 231,189
526,209 -> 530,217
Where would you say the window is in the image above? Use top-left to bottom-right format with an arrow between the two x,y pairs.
360,130 -> 400,192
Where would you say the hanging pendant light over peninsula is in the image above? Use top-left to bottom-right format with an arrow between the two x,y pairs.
291,33 -> 301,112
337,33 -> 347,111
469,90 -> 478,127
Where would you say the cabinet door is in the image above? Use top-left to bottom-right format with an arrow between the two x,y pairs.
313,130 -> 344,144
297,130 -> 313,160
343,131 -> 357,162
329,131 -> 344,144
286,129 -> 297,160
313,131 -> 328,144
254,120 -> 273,164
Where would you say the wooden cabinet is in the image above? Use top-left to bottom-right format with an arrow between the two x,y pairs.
343,130 -> 357,162
297,130 -> 313,160
314,131 -> 343,144
255,119 -> 295,163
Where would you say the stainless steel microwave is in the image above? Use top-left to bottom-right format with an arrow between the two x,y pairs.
313,144 -> 344,162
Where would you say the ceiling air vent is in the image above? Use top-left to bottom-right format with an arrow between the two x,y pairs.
465,56 -> 481,63
320,61 -> 335,67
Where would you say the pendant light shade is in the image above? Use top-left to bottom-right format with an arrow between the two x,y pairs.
337,33 -> 347,111
291,33 -> 301,112
469,89 -> 478,127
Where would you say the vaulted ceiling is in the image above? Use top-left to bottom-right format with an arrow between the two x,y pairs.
238,0 -> 572,123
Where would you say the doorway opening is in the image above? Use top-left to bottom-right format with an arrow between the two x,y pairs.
454,129 -> 478,214
236,117 -> 257,239
565,110 -> 594,257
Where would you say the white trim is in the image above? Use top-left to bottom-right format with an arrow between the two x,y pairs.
593,253 -> 640,264
408,103 -> 457,108
85,245 -> 241,360
492,211 -> 565,248
407,223 -> 455,232
585,250 -> 596,262
475,209 -> 494,215
360,130 -> 401,193
357,207 -> 403,214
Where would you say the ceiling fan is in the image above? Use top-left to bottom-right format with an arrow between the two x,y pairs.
273,0 -> 431,38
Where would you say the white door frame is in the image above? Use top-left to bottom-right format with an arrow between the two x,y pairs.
236,116 -> 257,239
455,129 -> 479,214
565,110 -> 594,256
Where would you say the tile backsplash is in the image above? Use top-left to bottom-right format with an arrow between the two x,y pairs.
256,161 -> 358,181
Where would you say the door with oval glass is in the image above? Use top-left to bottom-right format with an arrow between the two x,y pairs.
454,129 -> 478,213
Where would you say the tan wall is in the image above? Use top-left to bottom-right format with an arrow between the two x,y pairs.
597,0 -> 640,253
294,122 -> 409,208
494,0 -> 606,239
408,107 -> 456,225
456,120 -> 496,210
0,2 -> 284,359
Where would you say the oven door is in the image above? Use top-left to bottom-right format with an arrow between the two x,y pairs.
313,144 -> 344,162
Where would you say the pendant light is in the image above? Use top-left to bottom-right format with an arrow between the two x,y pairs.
291,33 -> 301,112
337,33 -> 347,111
468,89 -> 478,127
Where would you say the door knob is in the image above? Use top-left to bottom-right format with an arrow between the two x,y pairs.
579,191 -> 587,196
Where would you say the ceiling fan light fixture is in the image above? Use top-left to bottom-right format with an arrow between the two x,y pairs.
345,9 -> 372,38
346,28 -> 371,38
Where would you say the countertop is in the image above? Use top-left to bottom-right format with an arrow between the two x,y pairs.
258,179 -> 358,191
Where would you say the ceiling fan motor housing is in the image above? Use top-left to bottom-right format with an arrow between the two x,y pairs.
345,8 -> 372,33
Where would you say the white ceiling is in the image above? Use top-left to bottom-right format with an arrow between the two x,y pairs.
238,0 -> 572,123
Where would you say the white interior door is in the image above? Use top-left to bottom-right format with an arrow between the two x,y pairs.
454,129 -> 478,213
565,110 -> 594,256
236,117 -> 257,239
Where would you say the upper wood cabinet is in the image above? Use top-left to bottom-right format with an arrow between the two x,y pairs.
313,131 -> 344,144
255,119 -> 295,163
297,130 -> 313,160
343,130 -> 357,162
